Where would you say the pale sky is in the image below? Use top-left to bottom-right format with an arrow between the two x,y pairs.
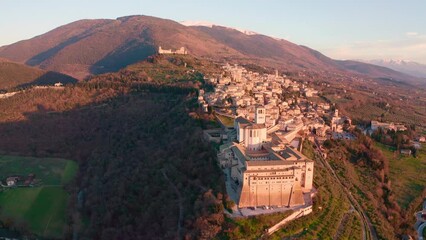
1,0 -> 425,63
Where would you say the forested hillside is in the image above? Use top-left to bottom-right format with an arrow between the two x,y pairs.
0,60 -> 77,90
0,55 -> 228,239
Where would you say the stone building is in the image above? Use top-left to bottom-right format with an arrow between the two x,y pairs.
330,109 -> 351,133
227,106 -> 314,208
158,46 -> 188,55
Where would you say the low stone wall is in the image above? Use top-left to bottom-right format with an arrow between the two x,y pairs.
266,205 -> 313,236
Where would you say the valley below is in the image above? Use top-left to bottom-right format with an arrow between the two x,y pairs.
0,14 -> 425,240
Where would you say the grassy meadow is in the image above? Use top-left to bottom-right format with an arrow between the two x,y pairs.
375,142 -> 426,209
0,156 -> 77,238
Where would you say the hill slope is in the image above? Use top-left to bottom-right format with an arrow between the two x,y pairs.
0,16 -> 240,79
364,59 -> 426,79
0,15 -> 422,86
335,60 -> 422,85
0,60 -> 77,90
0,55 -> 225,239
193,25 -> 340,70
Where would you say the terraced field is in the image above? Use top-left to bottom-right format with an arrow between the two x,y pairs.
269,141 -> 362,239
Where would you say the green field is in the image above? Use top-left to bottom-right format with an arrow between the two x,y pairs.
375,142 -> 426,209
0,156 -> 77,238
215,113 -> 234,128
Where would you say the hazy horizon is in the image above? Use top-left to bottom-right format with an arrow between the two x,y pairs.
1,0 -> 425,64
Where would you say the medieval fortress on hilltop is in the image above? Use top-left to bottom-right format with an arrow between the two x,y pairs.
158,46 -> 188,55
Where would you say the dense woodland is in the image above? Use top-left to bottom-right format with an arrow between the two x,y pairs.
0,55 -> 231,239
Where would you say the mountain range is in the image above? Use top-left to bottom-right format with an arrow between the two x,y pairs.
363,59 -> 426,79
0,15 -> 423,86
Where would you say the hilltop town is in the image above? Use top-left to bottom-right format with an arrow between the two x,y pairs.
200,63 -> 350,134
196,64 -> 354,222
192,59 -> 426,238
200,63 -> 352,144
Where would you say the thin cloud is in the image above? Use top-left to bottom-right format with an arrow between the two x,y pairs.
406,32 -> 419,36
321,35 -> 426,64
